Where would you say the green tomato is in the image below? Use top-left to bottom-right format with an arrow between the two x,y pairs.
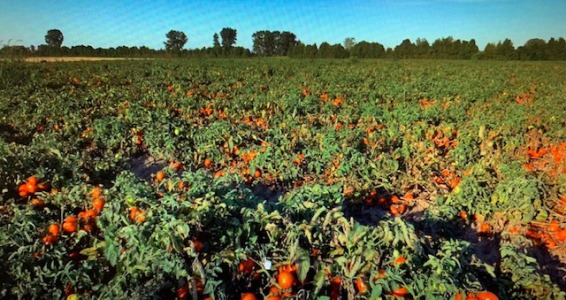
174,128 -> 180,135
125,195 -> 136,206
453,186 -> 462,195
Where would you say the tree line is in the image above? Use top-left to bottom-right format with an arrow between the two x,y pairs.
1,28 -> 565,60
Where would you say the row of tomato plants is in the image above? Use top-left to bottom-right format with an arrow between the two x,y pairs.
1,59 -> 566,298
4,168 -> 562,299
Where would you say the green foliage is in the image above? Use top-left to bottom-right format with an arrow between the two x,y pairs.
164,30 -> 188,51
0,59 -> 565,299
220,28 -> 237,51
45,29 -> 64,48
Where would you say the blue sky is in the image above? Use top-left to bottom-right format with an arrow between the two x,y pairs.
0,0 -> 565,50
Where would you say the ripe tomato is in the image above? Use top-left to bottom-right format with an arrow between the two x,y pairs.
27,176 -> 38,186
26,182 -> 38,194
83,209 -> 98,221
554,229 -> 566,241
277,271 -> 295,289
63,216 -> 78,233
269,285 -> 280,292
393,256 -> 406,266
18,184 -> 30,197
171,161 -> 184,170
130,207 -> 146,223
267,286 -> 280,298
355,277 -> 368,293
390,203 -> 407,216
91,187 -> 102,198
192,239 -> 204,252
466,293 -> 478,300
37,182 -> 50,191
544,238 -> 558,249
30,198 -> 45,209
391,286 -> 408,297
239,258 -> 256,274
42,233 -> 58,245
93,198 -> 105,212
373,269 -> 387,281
63,223 -> 77,233
477,291 -> 499,300
155,171 -> 165,182
478,222 -> 491,234
330,276 -> 342,287
203,158 -> 212,168
375,197 -> 387,207
48,223 -> 60,236
64,215 -> 77,223
176,285 -> 188,299
548,221 -> 561,232
129,207 -> 142,221
508,226 -> 520,234
82,223 -> 95,232
390,195 -> 401,204
136,213 -> 146,223
278,263 -> 298,274
240,293 -> 257,300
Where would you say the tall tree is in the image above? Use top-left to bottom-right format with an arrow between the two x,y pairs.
252,30 -> 276,56
288,42 -> 305,58
395,39 -> 416,58
252,30 -> 297,56
220,27 -> 237,50
483,43 -> 497,59
351,41 -> 385,58
520,38 -> 547,60
252,30 -> 268,55
495,38 -> 516,60
462,39 -> 479,59
318,42 -> 332,58
545,37 -> 566,60
344,37 -> 356,51
164,30 -> 188,51
304,43 -> 318,58
213,33 -> 220,48
555,38 -> 566,60
45,29 -> 64,47
415,38 -> 430,58
275,31 -> 297,55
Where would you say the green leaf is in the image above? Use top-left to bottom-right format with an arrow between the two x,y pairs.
370,285 -> 382,299
312,270 -> 327,296
297,254 -> 310,284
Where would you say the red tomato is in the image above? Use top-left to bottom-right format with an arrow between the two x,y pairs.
477,291 -> 499,300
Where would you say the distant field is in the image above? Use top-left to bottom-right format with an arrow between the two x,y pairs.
22,56 -> 149,62
1,59 -> 566,299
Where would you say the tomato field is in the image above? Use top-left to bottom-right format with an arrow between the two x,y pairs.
1,58 -> 566,299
